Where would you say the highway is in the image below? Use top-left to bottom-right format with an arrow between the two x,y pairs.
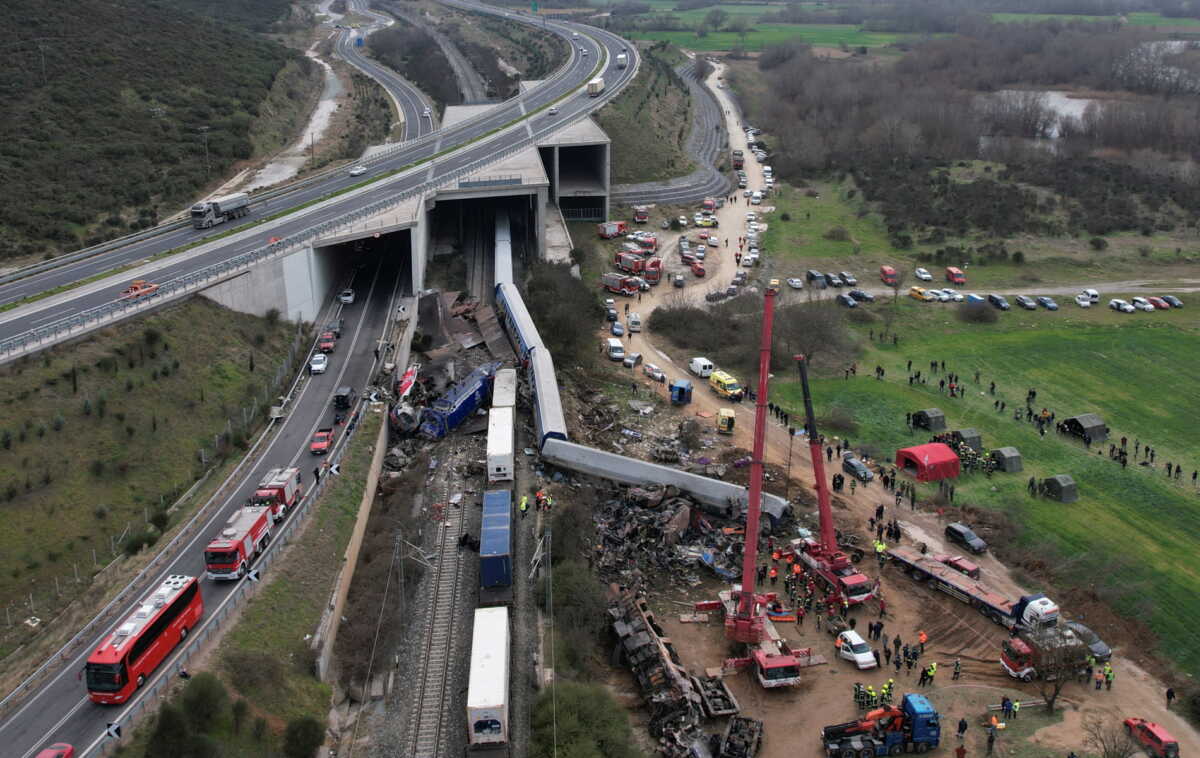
1,5 -> 638,754
0,3 -> 634,345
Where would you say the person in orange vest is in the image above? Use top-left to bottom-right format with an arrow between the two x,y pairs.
769,566 -> 779,585
772,549 -> 781,564
918,630 -> 928,654
785,552 -> 795,565
791,562 -> 802,577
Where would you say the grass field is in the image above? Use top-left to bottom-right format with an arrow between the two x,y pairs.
762,181 -> 894,260
625,24 -> 907,51
0,299 -> 295,656
772,304 -> 1200,676
991,11 -> 1200,26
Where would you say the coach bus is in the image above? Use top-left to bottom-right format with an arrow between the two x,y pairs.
84,574 -> 203,704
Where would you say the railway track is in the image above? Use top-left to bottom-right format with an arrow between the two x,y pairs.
407,491 -> 467,757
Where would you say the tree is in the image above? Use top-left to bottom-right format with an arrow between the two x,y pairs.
283,715 -> 326,758
180,672 -> 228,734
531,682 -> 640,758
1031,632 -> 1089,712
1083,713 -> 1138,758
773,301 -> 854,372
231,698 -> 249,735
704,8 -> 729,30
728,16 -> 751,44
888,269 -> 908,304
147,703 -> 190,756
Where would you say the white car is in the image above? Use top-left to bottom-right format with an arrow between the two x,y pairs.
642,363 -> 666,382
1109,298 -> 1135,313
1074,293 -> 1092,308
745,213 -> 758,223
914,267 -> 933,282
942,288 -> 965,302
1130,296 -> 1155,312
348,165 -> 367,177
339,289 -> 356,304
548,107 -> 559,116
309,353 -> 328,374
836,630 -> 877,670
678,215 -> 689,227
742,252 -> 759,267
931,289 -> 952,302
787,278 -> 804,290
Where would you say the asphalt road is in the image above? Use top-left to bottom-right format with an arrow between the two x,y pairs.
0,6 -> 637,754
13,253 -> 404,757
0,3 -> 635,344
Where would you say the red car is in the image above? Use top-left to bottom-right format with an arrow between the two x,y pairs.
691,263 -> 706,277
1147,296 -> 1171,310
36,745 -> 74,758
310,428 -> 334,455
318,332 -> 337,353
934,554 -> 981,579
1124,718 -> 1179,758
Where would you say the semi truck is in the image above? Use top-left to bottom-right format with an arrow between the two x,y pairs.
418,362 -> 500,440
586,77 -> 605,97
204,506 -> 272,580
602,272 -> 640,296
249,467 -> 303,521
616,52 -> 628,68
190,192 -> 250,229
597,220 -> 628,239
1001,628 -> 1089,682
887,545 -> 1060,631
822,693 -> 942,757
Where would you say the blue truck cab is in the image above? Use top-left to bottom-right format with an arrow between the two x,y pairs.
822,693 -> 940,757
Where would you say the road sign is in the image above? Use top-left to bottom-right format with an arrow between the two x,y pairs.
247,569 -> 260,583
106,722 -> 121,739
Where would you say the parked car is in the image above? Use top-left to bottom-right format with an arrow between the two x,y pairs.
1162,295 -> 1184,308
931,289 -> 952,303
339,289 -> 356,304
1074,293 -> 1092,308
1081,288 -> 1100,303
1109,298 -> 1135,313
987,294 -> 1010,311
309,353 -> 328,375
1130,296 -> 1156,312
941,288 -> 964,302
623,352 -> 643,368
611,321 -> 625,336
1015,295 -> 1037,310
909,286 -> 934,302
849,289 -> 875,303
1146,296 -> 1170,310
606,307 -> 618,322
678,215 -> 689,227
1123,718 -> 1179,758
841,452 -> 874,481
914,267 -> 933,282
733,271 -> 748,285
673,274 -> 685,288
835,293 -> 857,308
1064,621 -> 1111,663
643,363 -> 666,382
808,271 -> 827,288
839,271 -> 858,286
945,522 -> 987,554
826,273 -> 844,287
835,630 -> 878,670
1036,296 -> 1059,311
786,278 -> 804,290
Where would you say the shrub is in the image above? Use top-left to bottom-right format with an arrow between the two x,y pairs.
93,505 -> 108,520
283,716 -> 326,758
232,698 -> 249,734
150,510 -> 169,532
957,302 -> 999,323
780,212 -> 791,221
147,703 -> 190,755
90,460 -> 104,477
52,414 -> 64,431
1012,251 -> 1025,264
265,308 -> 281,326
224,649 -> 286,693
1089,236 -> 1108,251
181,672 -> 229,733
143,327 -> 162,345
531,682 -> 640,758
123,530 -> 157,556
824,226 -> 850,241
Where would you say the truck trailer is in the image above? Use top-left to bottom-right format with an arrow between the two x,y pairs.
190,192 -> 250,229
249,466 -> 303,521
822,693 -> 942,757
491,368 -> 516,410
486,407 -> 514,483
586,77 -> 605,97
204,506 -> 271,580
466,607 -> 510,747
480,490 -> 513,592
887,545 -> 1059,630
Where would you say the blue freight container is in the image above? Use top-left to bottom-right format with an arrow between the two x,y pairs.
480,490 -> 512,589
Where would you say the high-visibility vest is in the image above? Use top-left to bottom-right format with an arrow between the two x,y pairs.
792,563 -> 802,575
769,567 -> 778,578
519,496 -> 528,511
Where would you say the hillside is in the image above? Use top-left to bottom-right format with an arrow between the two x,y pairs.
0,0 -> 306,261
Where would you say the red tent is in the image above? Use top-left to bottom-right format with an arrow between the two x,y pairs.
895,443 -> 960,482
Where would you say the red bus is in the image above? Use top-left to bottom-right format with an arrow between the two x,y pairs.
84,575 -> 203,704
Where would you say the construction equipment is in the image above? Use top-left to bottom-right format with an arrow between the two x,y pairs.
118,280 -> 159,300
789,355 -> 877,606
821,693 -> 942,757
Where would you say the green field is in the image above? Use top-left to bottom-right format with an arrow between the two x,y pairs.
763,181 -> 895,260
991,11 -> 1200,26
625,24 -> 906,51
773,305 -> 1200,675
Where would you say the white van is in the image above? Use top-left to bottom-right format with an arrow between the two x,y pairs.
628,313 -> 642,332
750,191 -> 762,205
1082,288 -> 1100,303
762,165 -> 773,176
606,338 -> 625,361
689,357 -> 714,377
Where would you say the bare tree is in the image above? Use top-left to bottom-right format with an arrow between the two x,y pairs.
1083,713 -> 1138,758
773,301 -> 853,371
888,268 -> 908,305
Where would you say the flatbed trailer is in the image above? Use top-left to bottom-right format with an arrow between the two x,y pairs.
887,546 -> 1058,630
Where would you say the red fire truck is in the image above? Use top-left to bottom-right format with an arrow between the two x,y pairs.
84,575 -> 203,704
204,506 -> 272,580
249,467 -> 303,521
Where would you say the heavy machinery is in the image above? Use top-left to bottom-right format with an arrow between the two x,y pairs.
788,356 -> 877,606
821,693 -> 942,757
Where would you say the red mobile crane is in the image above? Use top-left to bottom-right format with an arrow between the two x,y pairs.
789,356 -> 876,607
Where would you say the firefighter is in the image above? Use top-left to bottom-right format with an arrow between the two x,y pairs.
535,489 -> 546,509
953,658 -> 962,680
918,630 -> 928,654
854,682 -> 865,709
772,549 -> 781,564
1104,664 -> 1114,690
791,562 -> 802,579
519,495 -> 529,518
769,566 -> 779,585
865,685 -> 877,708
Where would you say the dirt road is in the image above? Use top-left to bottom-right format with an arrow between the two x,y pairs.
601,60 -> 1200,758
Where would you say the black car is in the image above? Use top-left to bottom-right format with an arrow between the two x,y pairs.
1036,296 -> 1059,311
1163,295 -> 1184,308
842,452 -> 874,481
988,294 -> 1011,311
826,273 -> 844,287
836,293 -> 857,308
849,289 -> 875,303
1014,295 -> 1037,310
606,307 -> 618,322
673,274 -> 685,288
807,269 -> 827,289
325,318 -> 345,338
1065,621 -> 1112,663
945,522 -> 987,554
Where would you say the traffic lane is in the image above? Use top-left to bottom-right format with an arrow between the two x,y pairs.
0,26 -> 607,328
15,261 -> 399,756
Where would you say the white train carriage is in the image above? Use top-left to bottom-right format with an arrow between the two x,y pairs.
494,212 -> 513,287
529,346 -> 567,449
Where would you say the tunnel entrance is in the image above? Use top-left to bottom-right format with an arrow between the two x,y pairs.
537,119 -> 611,222
426,195 -> 537,299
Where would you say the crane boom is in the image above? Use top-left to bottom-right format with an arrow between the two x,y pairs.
795,355 -> 837,553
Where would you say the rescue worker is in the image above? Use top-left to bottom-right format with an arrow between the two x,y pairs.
791,562 -> 802,578
1095,669 -> 1104,690
769,565 -> 779,586
519,495 -> 529,518
1011,699 -> 1020,719
1104,664 -> 1114,690
953,658 -> 962,680
854,682 -> 865,709
772,549 -> 781,564
875,540 -> 887,567
866,685 -> 877,708
918,630 -> 928,654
